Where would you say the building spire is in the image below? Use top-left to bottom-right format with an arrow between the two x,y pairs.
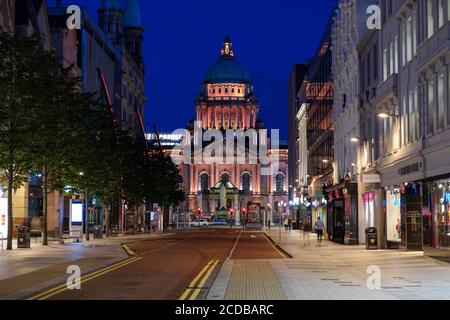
220,36 -> 234,57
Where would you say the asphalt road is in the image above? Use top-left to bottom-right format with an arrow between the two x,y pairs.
30,229 -> 281,300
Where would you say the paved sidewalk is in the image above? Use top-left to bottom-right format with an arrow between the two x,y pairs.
0,232 -> 167,299
207,229 -> 450,300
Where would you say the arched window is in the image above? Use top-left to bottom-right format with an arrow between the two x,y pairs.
241,173 -> 251,192
275,173 -> 285,193
221,172 -> 230,183
199,173 -> 209,193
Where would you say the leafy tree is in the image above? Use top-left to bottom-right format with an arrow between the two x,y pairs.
0,32 -> 50,250
147,153 -> 185,230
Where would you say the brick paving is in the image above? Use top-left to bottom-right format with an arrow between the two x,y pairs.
208,229 -> 450,300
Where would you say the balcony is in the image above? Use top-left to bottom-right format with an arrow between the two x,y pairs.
417,23 -> 450,73
373,73 -> 398,107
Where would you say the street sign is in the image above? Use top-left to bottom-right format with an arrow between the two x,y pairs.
0,198 -> 8,239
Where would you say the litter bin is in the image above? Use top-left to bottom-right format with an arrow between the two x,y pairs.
94,225 -> 103,239
111,225 -> 118,237
366,227 -> 378,250
17,226 -> 31,249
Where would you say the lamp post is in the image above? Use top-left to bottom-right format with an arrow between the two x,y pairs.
79,172 -> 89,241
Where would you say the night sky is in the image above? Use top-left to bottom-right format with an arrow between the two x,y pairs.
72,0 -> 338,138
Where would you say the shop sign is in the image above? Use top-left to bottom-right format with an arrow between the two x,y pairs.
445,193 -> 450,204
398,162 -> 421,176
362,174 -> 381,184
0,198 -> 7,239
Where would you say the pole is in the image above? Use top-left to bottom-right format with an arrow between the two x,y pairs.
279,212 -> 282,242
85,190 -> 89,241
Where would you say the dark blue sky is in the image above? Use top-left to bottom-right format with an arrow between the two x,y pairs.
75,0 -> 337,138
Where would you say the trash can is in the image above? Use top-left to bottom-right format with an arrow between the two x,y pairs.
94,225 -> 103,239
366,227 -> 378,250
17,226 -> 31,249
111,225 -> 118,237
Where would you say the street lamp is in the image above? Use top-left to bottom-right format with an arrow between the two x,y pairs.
378,111 -> 399,119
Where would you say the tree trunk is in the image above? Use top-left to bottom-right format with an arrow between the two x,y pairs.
7,172 -> 13,251
42,165 -> 48,246
59,189 -> 64,244
104,205 -> 109,237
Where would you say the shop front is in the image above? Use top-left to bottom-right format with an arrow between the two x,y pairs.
311,193 -> 327,236
384,187 -> 402,248
423,177 -> 450,248
326,181 -> 358,245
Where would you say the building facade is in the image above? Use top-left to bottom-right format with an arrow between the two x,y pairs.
175,37 -> 289,227
304,18 -> 335,235
288,65 -> 308,223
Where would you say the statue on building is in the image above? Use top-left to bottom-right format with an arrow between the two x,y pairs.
219,184 -> 227,210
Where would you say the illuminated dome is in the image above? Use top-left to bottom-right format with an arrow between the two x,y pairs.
204,36 -> 251,84
124,0 -> 143,28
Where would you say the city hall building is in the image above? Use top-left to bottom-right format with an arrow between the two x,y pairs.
175,37 -> 289,226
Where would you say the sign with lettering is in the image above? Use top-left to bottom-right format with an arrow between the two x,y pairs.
0,198 -> 8,239
362,174 -> 381,184
398,162 -> 422,176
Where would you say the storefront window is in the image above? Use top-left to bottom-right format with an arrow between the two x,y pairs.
436,181 -> 450,248
386,189 -> 402,242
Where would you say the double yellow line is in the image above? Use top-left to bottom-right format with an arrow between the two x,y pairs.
27,255 -> 142,300
179,260 -> 220,301
264,234 -> 289,259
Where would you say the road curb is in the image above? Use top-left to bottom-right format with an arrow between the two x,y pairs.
264,233 -> 293,259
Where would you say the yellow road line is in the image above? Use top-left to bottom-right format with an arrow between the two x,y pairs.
189,260 -> 219,300
264,234 -> 288,259
179,260 -> 218,301
27,256 -> 141,300
123,244 -> 136,257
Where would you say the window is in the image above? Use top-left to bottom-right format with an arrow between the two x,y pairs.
406,17 -> 413,62
383,48 -> 388,80
394,36 -> 398,73
412,12 -> 417,56
221,173 -> 230,183
448,68 -> 450,124
428,0 -> 435,39
439,0 -> 444,28
413,87 -> 419,139
408,90 -> 414,142
199,173 -> 209,193
438,73 -> 445,129
241,173 -> 251,192
402,95 -> 408,145
402,22 -> 407,66
428,79 -> 435,134
389,42 -> 394,75
225,88 -> 228,93
275,174 -> 285,193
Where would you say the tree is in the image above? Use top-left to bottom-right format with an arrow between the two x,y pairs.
0,32 -> 49,250
147,153 -> 185,230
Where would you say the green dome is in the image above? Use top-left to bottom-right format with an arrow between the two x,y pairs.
124,0 -> 143,28
99,0 -> 122,11
204,57 -> 251,84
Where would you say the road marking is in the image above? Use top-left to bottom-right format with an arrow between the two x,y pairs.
227,230 -> 242,261
179,260 -> 220,301
189,260 -> 219,300
27,256 -> 142,300
264,234 -> 288,259
122,244 -> 136,257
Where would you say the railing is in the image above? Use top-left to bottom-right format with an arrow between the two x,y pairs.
0,232 -> 3,253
